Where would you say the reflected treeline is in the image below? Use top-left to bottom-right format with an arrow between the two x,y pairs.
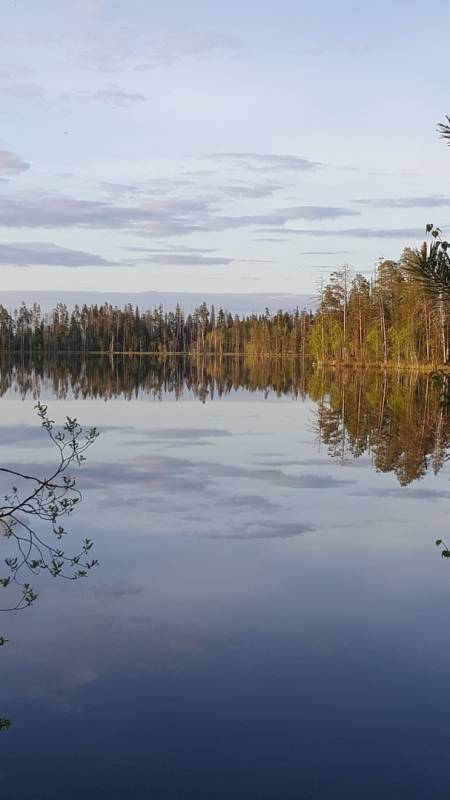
310,370 -> 449,485
0,354 -> 448,486
0,353 -> 310,401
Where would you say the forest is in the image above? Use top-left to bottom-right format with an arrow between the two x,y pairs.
0,234 -> 449,367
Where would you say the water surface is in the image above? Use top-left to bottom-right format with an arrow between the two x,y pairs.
1,360 -> 450,799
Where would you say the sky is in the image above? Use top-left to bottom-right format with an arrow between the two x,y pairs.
1,0 -> 450,298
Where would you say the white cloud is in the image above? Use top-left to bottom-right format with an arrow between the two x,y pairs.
0,80 -> 145,107
0,149 -> 30,177
60,83 -> 146,107
211,153 -> 321,172
257,227 -> 429,239
0,82 -> 46,101
0,191 -> 358,236
133,31 -> 244,70
355,196 -> 450,209
0,242 -> 118,267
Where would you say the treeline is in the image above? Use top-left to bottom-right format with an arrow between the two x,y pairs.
1,253 -> 449,365
311,254 -> 449,366
0,300 -> 313,358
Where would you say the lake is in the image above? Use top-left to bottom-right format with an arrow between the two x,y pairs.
1,359 -> 450,799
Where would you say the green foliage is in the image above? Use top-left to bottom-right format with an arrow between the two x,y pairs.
404,226 -> 450,305
0,251 -> 448,366
0,404 -> 98,730
437,115 -> 450,145
0,403 -> 99,611
430,371 -> 450,407
436,539 -> 450,558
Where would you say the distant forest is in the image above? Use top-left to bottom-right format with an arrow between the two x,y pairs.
1,247 -> 450,366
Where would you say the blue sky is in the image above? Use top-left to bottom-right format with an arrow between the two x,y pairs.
0,0 -> 449,296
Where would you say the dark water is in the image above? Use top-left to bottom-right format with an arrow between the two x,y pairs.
1,359 -> 450,799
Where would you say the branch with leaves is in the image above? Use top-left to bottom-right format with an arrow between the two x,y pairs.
436,539 -> 450,559
404,118 -> 450,303
437,115 -> 450,146
404,225 -> 450,305
0,403 -> 98,731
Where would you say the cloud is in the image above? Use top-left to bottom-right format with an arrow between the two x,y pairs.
257,227 -> 429,239
0,79 -> 145,108
0,149 -> 30,177
0,242 -> 117,267
211,153 -> 321,172
2,607 -> 214,709
75,28 -> 244,72
300,250 -> 351,255
42,0 -> 102,14
185,206 -> 359,235
98,177 -> 294,206
0,192 -> 211,234
216,182 -> 284,199
99,182 -> 147,197
27,452 -> 353,499
93,582 -> 144,600
130,253 -> 271,267
350,488 -> 450,501
122,426 -> 233,449
208,521 -> 316,540
0,191 -> 358,237
62,83 -> 146,107
122,244 -> 244,267
127,428 -> 232,441
75,0 -> 102,12
209,153 -> 414,180
0,425 -> 51,447
0,82 -> 46,101
255,237 -> 290,242
134,31 -> 244,70
0,62 -> 36,82
212,494 -> 276,511
123,244 -> 218,255
141,254 -> 234,267
355,196 -> 450,209
257,456 -> 372,470
300,41 -> 370,56
276,206 -> 359,221
122,245 -> 235,267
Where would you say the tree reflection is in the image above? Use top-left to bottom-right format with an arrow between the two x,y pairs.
0,353 -> 309,401
310,370 -> 449,485
0,354 -> 448,487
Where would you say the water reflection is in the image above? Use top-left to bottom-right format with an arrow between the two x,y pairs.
309,370 -> 449,485
0,353 -> 308,400
1,355 -> 448,486
2,359 -> 450,798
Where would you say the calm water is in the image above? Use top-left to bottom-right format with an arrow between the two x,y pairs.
1,360 -> 450,799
